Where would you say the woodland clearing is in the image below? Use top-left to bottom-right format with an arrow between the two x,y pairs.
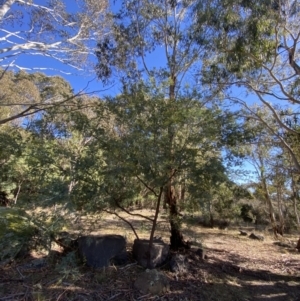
0,210 -> 299,301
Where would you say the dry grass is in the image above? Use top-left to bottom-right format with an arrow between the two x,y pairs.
0,209 -> 299,301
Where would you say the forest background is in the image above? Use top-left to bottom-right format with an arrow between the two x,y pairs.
0,0 -> 299,256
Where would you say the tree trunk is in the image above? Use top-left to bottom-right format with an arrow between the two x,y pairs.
296,237 -> 300,252
276,185 -> 285,236
166,182 -> 189,250
291,177 -> 300,229
179,177 -> 186,211
166,70 -> 189,250
262,177 -> 279,237
13,181 -> 22,204
209,200 -> 214,228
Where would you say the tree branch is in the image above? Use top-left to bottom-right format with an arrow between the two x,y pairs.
102,209 -> 139,240
231,97 -> 300,173
113,197 -> 154,222
136,175 -> 159,197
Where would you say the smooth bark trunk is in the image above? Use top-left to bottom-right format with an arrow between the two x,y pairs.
261,177 -> 280,237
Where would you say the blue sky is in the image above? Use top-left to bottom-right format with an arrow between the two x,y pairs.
0,0 -> 114,95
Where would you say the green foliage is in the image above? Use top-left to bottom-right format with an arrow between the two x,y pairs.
240,204 -> 255,223
0,69 -> 74,125
0,126 -> 24,201
1,1 -> 284,251
55,251 -> 82,282
195,0 -> 280,81
0,208 -> 37,260
96,82 -> 224,208
0,205 -> 76,261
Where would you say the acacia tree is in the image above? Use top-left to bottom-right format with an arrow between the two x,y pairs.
95,0 -> 226,249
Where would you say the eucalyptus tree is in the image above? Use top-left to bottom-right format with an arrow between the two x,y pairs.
0,69 -> 81,125
0,0 -> 110,125
251,143 -> 286,236
23,93 -> 105,209
0,69 -> 104,210
240,111 -> 299,235
0,122 -> 23,205
187,157 -> 242,226
0,70 -> 76,204
194,0 -> 300,174
0,0 -> 109,73
0,67 -> 107,126
95,0 -> 228,249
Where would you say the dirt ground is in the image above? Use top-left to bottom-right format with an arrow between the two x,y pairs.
0,210 -> 299,301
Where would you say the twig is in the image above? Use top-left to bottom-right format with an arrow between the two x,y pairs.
119,262 -> 137,270
16,267 -> 24,279
0,293 -> 25,300
107,292 -> 122,300
56,289 -> 67,301
137,294 -> 151,300
136,176 -> 159,197
24,286 -> 31,300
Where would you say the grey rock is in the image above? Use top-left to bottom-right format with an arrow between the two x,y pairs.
21,258 -> 47,270
31,258 -> 47,268
132,239 -> 169,269
169,254 -> 188,274
110,250 -> 129,265
134,269 -> 169,295
77,235 -> 126,268
249,233 -> 264,241
273,241 -> 292,248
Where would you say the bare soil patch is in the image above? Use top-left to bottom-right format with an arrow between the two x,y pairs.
0,210 -> 299,301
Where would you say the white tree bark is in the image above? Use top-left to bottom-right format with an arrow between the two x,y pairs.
0,0 -> 16,21
0,0 -> 109,73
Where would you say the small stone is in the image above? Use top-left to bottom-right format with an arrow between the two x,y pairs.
134,269 -> 169,295
249,233 -> 264,241
31,258 -> 46,268
169,254 -> 188,274
132,239 -> 169,268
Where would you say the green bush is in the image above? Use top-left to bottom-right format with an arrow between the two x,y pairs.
0,207 -> 38,260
